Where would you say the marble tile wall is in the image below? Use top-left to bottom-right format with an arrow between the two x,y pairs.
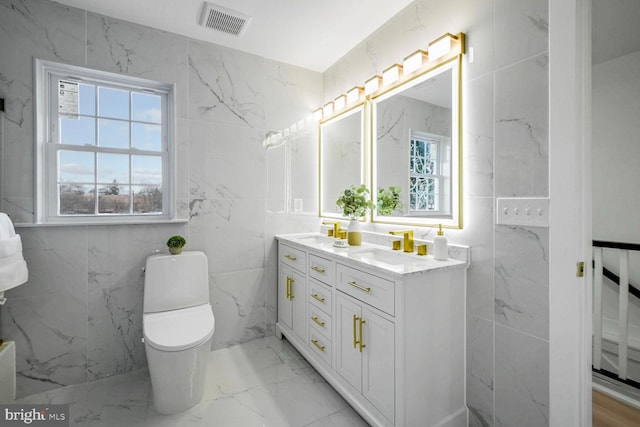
320,0 -> 550,425
0,0 -> 321,398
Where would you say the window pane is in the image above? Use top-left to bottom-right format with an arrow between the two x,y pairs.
133,185 -> 162,213
132,93 -> 161,123
59,150 -> 94,182
59,184 -> 95,215
97,153 -> 129,185
60,116 -> 95,145
99,185 -> 130,214
98,118 -> 129,149
79,84 -> 96,115
132,155 -> 162,185
132,123 -> 162,151
98,87 -> 129,119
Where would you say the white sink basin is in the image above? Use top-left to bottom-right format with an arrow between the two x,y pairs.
348,249 -> 411,266
293,235 -> 334,244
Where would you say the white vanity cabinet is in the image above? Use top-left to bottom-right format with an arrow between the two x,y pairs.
278,244 -> 307,343
276,235 -> 468,427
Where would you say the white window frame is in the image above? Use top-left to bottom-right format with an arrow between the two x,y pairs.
408,130 -> 446,216
35,59 -> 177,225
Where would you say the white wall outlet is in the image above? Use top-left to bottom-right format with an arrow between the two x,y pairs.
496,197 -> 550,228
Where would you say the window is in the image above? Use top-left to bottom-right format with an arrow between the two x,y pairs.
35,59 -> 175,224
409,130 -> 444,214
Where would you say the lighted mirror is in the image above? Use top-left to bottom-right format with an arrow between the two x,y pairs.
319,104 -> 365,219
371,57 -> 461,228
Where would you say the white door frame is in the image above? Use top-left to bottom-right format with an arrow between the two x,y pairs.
548,0 -> 592,425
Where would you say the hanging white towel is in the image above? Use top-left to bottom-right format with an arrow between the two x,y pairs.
0,213 -> 28,292
0,213 -> 15,240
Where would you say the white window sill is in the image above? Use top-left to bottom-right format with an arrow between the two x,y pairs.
14,218 -> 189,228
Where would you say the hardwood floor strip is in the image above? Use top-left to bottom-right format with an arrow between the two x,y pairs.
593,389 -> 640,427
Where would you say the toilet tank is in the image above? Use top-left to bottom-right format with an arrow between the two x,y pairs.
144,251 -> 210,313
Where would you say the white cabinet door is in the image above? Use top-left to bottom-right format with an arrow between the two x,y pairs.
289,268 -> 307,342
337,293 -> 396,423
279,265 -> 306,341
362,306 -> 395,423
336,294 -> 362,391
278,264 -> 294,330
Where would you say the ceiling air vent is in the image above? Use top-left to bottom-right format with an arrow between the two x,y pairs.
199,2 -> 251,36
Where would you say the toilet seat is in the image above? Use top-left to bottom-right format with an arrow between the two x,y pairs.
143,303 -> 215,352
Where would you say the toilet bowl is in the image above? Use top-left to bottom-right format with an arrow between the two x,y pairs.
143,251 -> 215,414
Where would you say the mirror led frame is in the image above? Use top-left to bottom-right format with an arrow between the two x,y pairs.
370,51 -> 463,229
318,102 -> 367,219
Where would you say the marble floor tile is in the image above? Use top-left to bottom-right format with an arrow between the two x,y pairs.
14,336 -> 368,427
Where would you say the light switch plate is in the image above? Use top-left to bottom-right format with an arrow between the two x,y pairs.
496,197 -> 550,228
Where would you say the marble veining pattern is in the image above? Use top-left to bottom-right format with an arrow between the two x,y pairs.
494,54 -> 549,198
13,337 -> 368,427
1,0 -> 319,398
495,225 -> 549,340
188,41 -> 265,128
495,325 -> 549,427
467,316 -> 494,427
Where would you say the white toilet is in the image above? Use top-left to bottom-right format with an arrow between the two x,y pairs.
143,251 -> 215,414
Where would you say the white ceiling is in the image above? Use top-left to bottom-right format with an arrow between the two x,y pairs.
51,0 -> 414,72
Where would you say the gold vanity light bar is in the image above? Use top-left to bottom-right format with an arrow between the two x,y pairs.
346,86 -> 364,105
364,75 -> 382,95
310,31 -> 464,127
322,101 -> 334,117
403,49 -> 428,74
382,64 -> 403,86
428,32 -> 464,62
334,94 -> 347,111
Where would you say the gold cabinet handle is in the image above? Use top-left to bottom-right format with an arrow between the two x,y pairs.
289,277 -> 294,300
285,254 -> 297,261
311,339 -> 325,352
359,318 -> 366,353
348,281 -> 371,293
353,314 -> 359,349
286,277 -> 291,300
311,316 -> 326,327
311,293 -> 325,303
311,266 -> 326,273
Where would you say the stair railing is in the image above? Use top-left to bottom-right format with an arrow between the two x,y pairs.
593,240 -> 640,381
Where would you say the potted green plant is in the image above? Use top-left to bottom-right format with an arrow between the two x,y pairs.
166,235 -> 186,255
336,184 -> 375,246
377,186 -> 403,216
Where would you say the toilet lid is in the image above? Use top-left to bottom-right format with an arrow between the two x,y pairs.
143,303 -> 215,352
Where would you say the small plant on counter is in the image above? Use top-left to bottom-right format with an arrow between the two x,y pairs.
377,186 -> 403,216
166,235 -> 186,255
336,184 -> 375,220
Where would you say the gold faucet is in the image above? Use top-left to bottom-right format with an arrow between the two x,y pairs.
322,221 -> 341,238
389,230 -> 414,252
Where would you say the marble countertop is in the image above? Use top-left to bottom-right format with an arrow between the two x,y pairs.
276,232 -> 468,278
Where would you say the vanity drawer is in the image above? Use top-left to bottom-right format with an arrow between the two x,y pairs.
309,329 -> 331,366
279,244 -> 306,273
336,264 -> 395,316
309,279 -> 332,315
309,305 -> 332,340
309,254 -> 334,285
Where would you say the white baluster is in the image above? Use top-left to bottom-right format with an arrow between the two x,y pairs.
593,247 -> 603,370
618,249 -> 630,379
